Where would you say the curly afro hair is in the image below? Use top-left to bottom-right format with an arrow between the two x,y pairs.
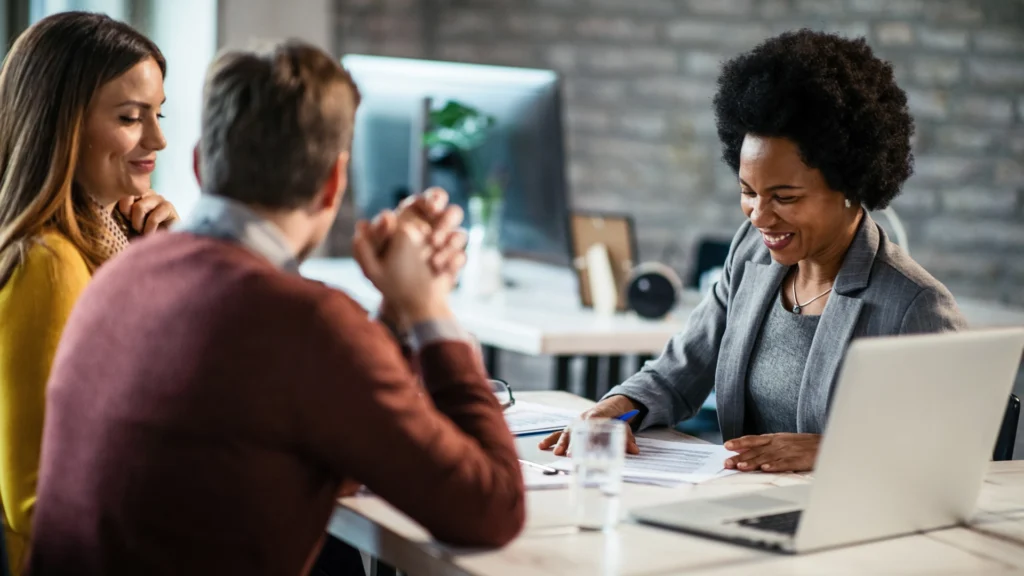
713,29 -> 914,210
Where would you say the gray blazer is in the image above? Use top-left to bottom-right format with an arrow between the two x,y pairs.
606,212 -> 967,440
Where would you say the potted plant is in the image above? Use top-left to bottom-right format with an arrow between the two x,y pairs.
423,101 -> 504,205
423,101 -> 505,296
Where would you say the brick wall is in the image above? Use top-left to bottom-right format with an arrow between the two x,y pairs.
330,0 -> 1024,306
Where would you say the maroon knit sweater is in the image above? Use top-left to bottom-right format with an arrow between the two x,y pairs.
27,233 -> 524,576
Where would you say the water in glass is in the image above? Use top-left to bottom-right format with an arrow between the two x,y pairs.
569,418 -> 626,531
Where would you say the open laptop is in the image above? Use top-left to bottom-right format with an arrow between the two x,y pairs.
631,327 -> 1024,554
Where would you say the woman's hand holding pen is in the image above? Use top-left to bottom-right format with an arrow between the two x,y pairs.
538,395 -> 642,456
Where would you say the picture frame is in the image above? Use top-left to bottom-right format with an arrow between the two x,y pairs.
568,211 -> 638,311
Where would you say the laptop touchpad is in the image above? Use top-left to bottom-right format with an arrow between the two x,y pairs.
717,494 -> 797,511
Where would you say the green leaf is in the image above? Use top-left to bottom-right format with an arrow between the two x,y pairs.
423,99 -> 497,152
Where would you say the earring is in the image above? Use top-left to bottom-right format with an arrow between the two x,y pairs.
845,198 -> 852,208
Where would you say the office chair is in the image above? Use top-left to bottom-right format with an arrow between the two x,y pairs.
688,238 -> 731,288
994,394 -> 1020,461
874,206 -> 910,255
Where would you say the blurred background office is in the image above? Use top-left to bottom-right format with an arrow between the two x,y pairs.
2,0 -> 1023,451
326,0 -> 1024,303
326,0 -> 1024,406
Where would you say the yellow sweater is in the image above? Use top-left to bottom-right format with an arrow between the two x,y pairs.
0,232 -> 90,575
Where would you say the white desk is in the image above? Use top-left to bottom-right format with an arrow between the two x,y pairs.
328,392 -> 1024,576
300,257 -> 1024,355
301,257 -> 696,396
302,257 -> 1024,399
300,258 -> 695,357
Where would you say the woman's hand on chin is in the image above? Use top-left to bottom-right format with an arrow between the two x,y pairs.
723,433 -> 821,473
118,190 -> 178,234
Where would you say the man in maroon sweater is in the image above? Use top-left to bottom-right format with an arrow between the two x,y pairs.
28,41 -> 525,575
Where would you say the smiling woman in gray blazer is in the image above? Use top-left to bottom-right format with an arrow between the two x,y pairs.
541,29 -> 966,473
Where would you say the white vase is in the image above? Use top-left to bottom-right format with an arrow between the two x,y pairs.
460,196 -> 503,298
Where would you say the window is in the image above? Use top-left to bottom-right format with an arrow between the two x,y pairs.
143,0 -> 218,217
30,0 -> 127,22
12,0 -> 217,217
0,5 -> 8,62
1,0 -> 31,62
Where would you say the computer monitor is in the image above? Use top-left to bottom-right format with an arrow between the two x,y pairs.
341,54 -> 572,266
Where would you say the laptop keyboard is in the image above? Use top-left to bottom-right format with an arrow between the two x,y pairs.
735,510 -> 802,535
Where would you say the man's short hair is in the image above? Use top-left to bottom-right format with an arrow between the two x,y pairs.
199,41 -> 361,209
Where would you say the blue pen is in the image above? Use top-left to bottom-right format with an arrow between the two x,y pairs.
617,409 -> 639,421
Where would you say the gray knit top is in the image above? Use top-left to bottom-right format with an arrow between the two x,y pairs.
743,292 -> 821,435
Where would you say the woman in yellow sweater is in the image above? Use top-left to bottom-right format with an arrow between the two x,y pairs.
0,12 -> 179,572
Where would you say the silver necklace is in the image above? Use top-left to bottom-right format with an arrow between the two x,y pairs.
791,271 -> 833,314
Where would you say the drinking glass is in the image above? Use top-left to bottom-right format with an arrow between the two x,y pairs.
568,418 -> 626,531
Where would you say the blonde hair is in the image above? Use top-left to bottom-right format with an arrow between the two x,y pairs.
0,12 -> 166,287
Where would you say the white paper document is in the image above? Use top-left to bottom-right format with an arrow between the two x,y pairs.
624,438 -> 739,484
552,437 -> 738,486
503,401 -> 578,436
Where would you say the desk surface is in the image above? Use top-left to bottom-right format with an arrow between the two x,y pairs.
301,258 -> 696,355
329,391 -> 1024,576
301,258 -> 1024,356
